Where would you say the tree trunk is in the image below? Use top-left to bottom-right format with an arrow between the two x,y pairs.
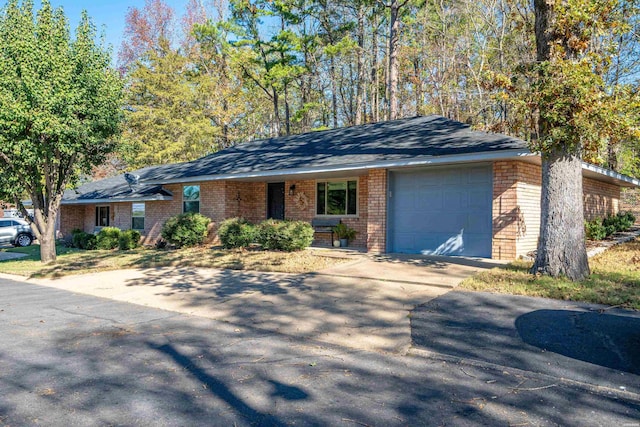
413,58 -> 422,115
330,56 -> 338,128
222,98 -> 230,147
387,0 -> 402,121
27,204 -> 59,264
532,147 -> 589,280
272,88 -> 281,137
284,84 -> 291,135
21,193 -> 60,264
355,2 -> 365,125
371,14 -> 379,122
39,225 -> 57,264
531,0 -> 590,281
607,141 -> 618,170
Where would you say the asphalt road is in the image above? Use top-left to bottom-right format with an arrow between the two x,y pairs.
411,291 -> 640,394
1,278 -> 639,426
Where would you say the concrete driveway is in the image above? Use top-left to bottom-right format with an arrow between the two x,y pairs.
12,255 -> 500,353
0,244 -> 28,260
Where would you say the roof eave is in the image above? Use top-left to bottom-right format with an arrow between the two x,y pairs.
61,195 -> 174,205
581,163 -> 640,188
141,149 -> 537,185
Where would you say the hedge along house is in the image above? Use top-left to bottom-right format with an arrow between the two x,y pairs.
59,115 -> 640,260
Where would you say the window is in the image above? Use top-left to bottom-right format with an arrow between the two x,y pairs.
95,206 -> 110,227
183,185 -> 200,213
316,180 -> 357,216
132,203 -> 145,230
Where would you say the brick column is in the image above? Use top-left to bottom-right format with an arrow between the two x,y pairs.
367,169 -> 387,253
492,162 -> 518,260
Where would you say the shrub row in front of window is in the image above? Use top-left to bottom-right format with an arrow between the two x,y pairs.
585,211 -> 636,240
68,214 -> 314,252
218,217 -> 314,251
70,227 -> 141,250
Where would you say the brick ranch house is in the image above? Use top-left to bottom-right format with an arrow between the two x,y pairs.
58,115 -> 640,260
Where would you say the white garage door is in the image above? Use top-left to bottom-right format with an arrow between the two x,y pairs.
388,164 -> 493,257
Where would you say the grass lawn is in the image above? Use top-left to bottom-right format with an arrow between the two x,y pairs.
461,238 -> 640,310
0,244 -> 352,278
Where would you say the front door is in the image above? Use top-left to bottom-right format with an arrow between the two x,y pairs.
267,182 -> 285,220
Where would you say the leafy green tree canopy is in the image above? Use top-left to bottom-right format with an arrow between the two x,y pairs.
0,0 -> 123,263
121,39 -> 223,168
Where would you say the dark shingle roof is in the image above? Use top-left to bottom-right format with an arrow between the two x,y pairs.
139,115 -> 529,182
62,165 -> 173,204
64,115 -> 531,202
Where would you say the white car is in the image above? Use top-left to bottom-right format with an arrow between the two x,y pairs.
0,218 -> 35,247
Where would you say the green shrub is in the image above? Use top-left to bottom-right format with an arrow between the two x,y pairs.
255,219 -> 314,251
623,211 -> 636,225
96,227 -> 122,250
118,229 -> 141,250
605,224 -> 618,236
615,211 -> 635,231
602,214 -> 620,233
585,219 -> 607,240
71,229 -> 97,250
255,219 -> 280,249
602,211 -> 634,234
71,229 -> 83,248
161,213 -> 210,248
585,211 -> 636,241
218,218 -> 255,249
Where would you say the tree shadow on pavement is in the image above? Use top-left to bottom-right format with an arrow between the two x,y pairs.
121,267 -> 436,353
127,267 -> 310,298
152,342 -> 289,426
516,309 -> 640,375
370,253 -> 502,270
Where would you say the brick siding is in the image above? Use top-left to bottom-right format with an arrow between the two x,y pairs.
493,161 -> 622,260
59,205 -> 86,237
515,163 -> 542,258
583,177 -> 619,220
144,183 -> 186,244
226,181 -> 266,222
84,205 -> 96,232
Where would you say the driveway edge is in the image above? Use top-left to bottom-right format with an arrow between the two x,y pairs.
407,347 -> 640,404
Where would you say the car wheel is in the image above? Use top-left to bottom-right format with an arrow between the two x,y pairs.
15,233 -> 32,247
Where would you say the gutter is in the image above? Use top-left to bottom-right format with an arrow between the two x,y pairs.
142,149 -> 536,185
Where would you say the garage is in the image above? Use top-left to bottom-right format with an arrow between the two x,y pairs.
388,164 -> 493,257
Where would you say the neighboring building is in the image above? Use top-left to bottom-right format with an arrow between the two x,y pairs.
1,203 -> 13,218
1,205 -> 34,219
58,115 -> 640,260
